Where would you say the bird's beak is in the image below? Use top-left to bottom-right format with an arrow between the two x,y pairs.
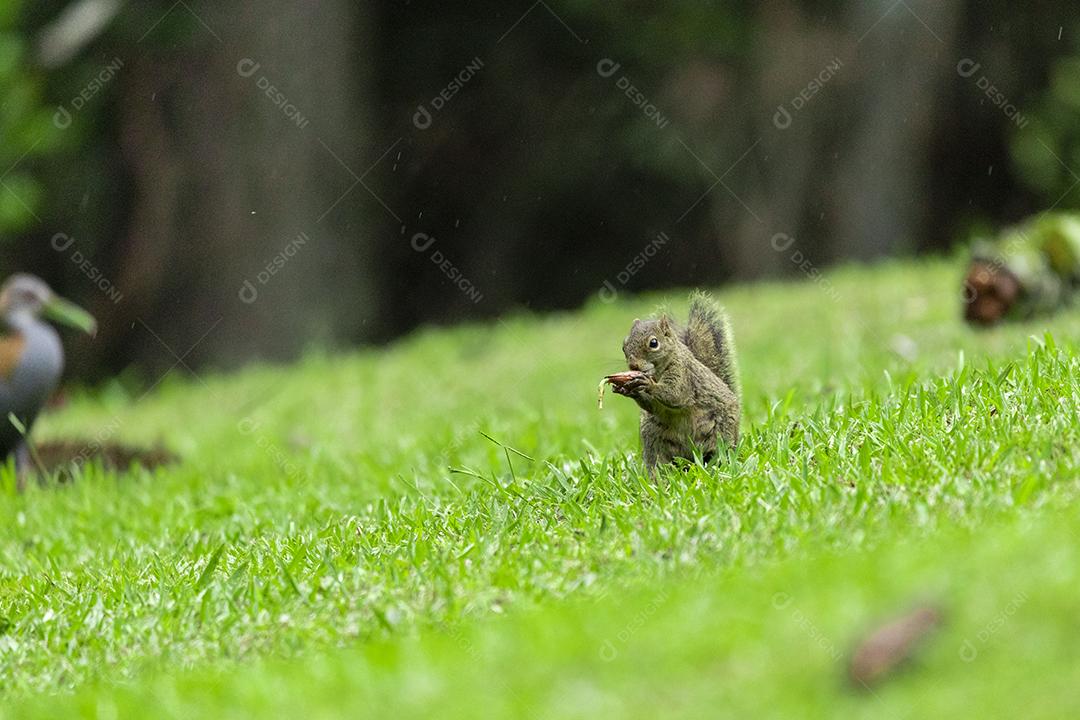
42,295 -> 97,337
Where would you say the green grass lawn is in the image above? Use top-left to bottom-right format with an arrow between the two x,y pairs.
2,257 -> 1079,718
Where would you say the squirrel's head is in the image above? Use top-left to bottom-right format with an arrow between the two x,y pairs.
622,314 -> 678,377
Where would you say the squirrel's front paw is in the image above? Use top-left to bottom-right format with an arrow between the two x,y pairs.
613,376 -> 654,397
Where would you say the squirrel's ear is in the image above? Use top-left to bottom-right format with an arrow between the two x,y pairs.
658,315 -> 673,335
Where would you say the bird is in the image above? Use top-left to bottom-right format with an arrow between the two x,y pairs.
0,274 -> 96,481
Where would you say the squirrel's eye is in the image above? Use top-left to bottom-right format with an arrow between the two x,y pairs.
648,337 -> 659,350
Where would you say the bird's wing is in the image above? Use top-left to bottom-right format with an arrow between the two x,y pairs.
0,331 -> 26,380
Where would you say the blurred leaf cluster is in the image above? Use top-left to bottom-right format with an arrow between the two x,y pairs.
1011,23 -> 1080,208
0,0 -> 62,238
559,1 -> 752,178
0,1 -> 1078,376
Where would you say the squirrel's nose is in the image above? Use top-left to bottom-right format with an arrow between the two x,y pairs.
628,359 -> 642,371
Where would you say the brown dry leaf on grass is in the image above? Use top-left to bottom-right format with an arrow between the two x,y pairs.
34,440 -> 178,477
964,260 -> 1021,326
848,604 -> 943,689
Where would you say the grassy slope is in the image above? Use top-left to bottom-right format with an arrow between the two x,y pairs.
1,257 -> 1079,717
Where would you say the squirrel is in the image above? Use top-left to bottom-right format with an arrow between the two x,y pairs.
611,292 -> 740,472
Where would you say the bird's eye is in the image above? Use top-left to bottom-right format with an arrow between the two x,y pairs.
648,337 -> 659,350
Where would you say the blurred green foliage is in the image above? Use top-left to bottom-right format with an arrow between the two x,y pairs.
0,0 -> 1076,374
560,1 -> 753,180
1011,24 -> 1080,208
0,0 -> 60,238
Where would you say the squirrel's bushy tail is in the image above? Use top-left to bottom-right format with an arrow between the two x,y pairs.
684,291 -> 740,399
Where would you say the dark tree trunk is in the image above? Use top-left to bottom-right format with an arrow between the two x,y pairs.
115,0 -> 379,373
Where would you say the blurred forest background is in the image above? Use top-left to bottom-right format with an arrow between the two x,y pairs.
1,0 -> 1078,380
